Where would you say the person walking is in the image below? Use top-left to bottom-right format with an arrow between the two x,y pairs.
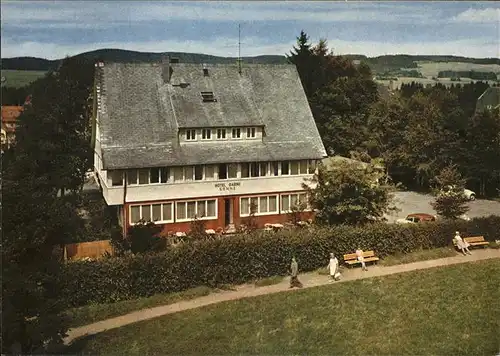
454,231 -> 472,256
328,253 -> 341,281
289,257 -> 303,288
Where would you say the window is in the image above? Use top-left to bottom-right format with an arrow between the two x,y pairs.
152,204 -> 162,221
259,162 -> 268,177
217,128 -> 226,139
290,161 -> 299,175
240,195 -> 279,216
207,200 -> 216,217
150,168 -> 160,183
228,163 -> 238,179
205,165 -> 215,180
241,163 -> 250,178
176,199 -> 217,221
141,204 -> 151,221
109,171 -> 123,186
195,165 -> 203,180
308,160 -> 317,174
246,127 -> 256,138
138,169 -> 149,184
218,164 -> 227,179
186,129 -> 197,141
127,169 -> 138,185
129,202 -> 173,224
232,128 -> 241,139
187,201 -> 196,219
250,162 -> 259,177
176,202 -> 186,220
299,160 -> 308,174
201,91 -> 216,102
281,161 -> 290,175
184,166 -> 194,181
271,162 -> 279,176
281,193 -> 309,212
130,206 -> 140,223
173,167 -> 184,182
160,168 -> 169,183
202,129 -> 212,140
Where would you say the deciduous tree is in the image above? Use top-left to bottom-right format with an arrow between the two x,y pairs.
304,155 -> 396,225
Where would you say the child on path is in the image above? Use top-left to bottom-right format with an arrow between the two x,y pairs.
328,253 -> 341,281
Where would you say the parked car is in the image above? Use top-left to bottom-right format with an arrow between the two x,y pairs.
396,213 -> 437,224
441,185 -> 476,201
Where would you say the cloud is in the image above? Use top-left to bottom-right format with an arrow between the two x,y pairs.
2,37 -> 499,60
450,8 -> 500,23
0,1 -> 439,28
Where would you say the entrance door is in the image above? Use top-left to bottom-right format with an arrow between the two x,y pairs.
224,198 -> 233,226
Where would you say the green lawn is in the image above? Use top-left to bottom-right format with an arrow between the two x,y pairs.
66,259 -> 500,356
64,286 -> 213,328
1,70 -> 46,88
380,247 -> 458,266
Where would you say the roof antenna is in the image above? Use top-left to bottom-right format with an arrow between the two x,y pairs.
237,23 -> 242,75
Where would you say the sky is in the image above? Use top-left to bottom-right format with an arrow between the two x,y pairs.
1,1 -> 499,59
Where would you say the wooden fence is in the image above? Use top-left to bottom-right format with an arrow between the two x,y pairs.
64,240 -> 113,261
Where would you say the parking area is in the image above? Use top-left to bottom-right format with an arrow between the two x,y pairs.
385,191 -> 500,223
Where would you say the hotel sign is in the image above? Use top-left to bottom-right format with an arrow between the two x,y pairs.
215,182 -> 241,191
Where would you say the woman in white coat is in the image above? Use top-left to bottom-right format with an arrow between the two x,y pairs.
328,253 -> 341,281
454,231 -> 472,256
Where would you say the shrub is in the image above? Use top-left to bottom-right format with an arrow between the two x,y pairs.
59,216 -> 500,308
121,220 -> 165,254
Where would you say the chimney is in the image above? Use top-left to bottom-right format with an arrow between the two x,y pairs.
162,56 -> 170,83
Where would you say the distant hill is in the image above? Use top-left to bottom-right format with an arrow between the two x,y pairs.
1,49 -> 288,71
2,49 -> 499,72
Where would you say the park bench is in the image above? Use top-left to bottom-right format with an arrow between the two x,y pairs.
343,250 -> 380,267
453,236 -> 489,248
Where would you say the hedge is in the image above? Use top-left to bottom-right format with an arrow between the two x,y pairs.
60,216 -> 500,308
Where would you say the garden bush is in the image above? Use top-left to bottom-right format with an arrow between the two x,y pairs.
60,216 -> 500,308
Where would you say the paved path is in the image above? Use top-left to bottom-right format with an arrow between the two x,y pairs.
64,249 -> 500,345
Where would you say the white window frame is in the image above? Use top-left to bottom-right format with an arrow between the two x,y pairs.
201,129 -> 212,140
186,129 -> 197,141
216,128 -> 227,140
149,167 -> 169,184
232,128 -> 241,139
108,170 -> 124,186
129,202 -> 174,225
239,195 -> 279,217
246,127 -> 256,138
175,199 -> 218,222
280,192 -> 311,213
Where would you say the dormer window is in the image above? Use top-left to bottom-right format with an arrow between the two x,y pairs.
217,128 -> 226,139
202,129 -> 212,140
186,129 -> 197,141
232,128 -> 241,139
201,91 -> 217,102
246,127 -> 256,138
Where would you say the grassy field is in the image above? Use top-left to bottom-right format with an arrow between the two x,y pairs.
416,61 -> 500,78
380,247 -> 458,266
66,259 -> 500,356
64,286 -> 213,328
1,69 -> 46,88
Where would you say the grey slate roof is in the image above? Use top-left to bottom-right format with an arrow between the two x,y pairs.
97,62 -> 327,169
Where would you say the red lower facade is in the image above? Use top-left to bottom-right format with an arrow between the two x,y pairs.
121,190 -> 314,235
